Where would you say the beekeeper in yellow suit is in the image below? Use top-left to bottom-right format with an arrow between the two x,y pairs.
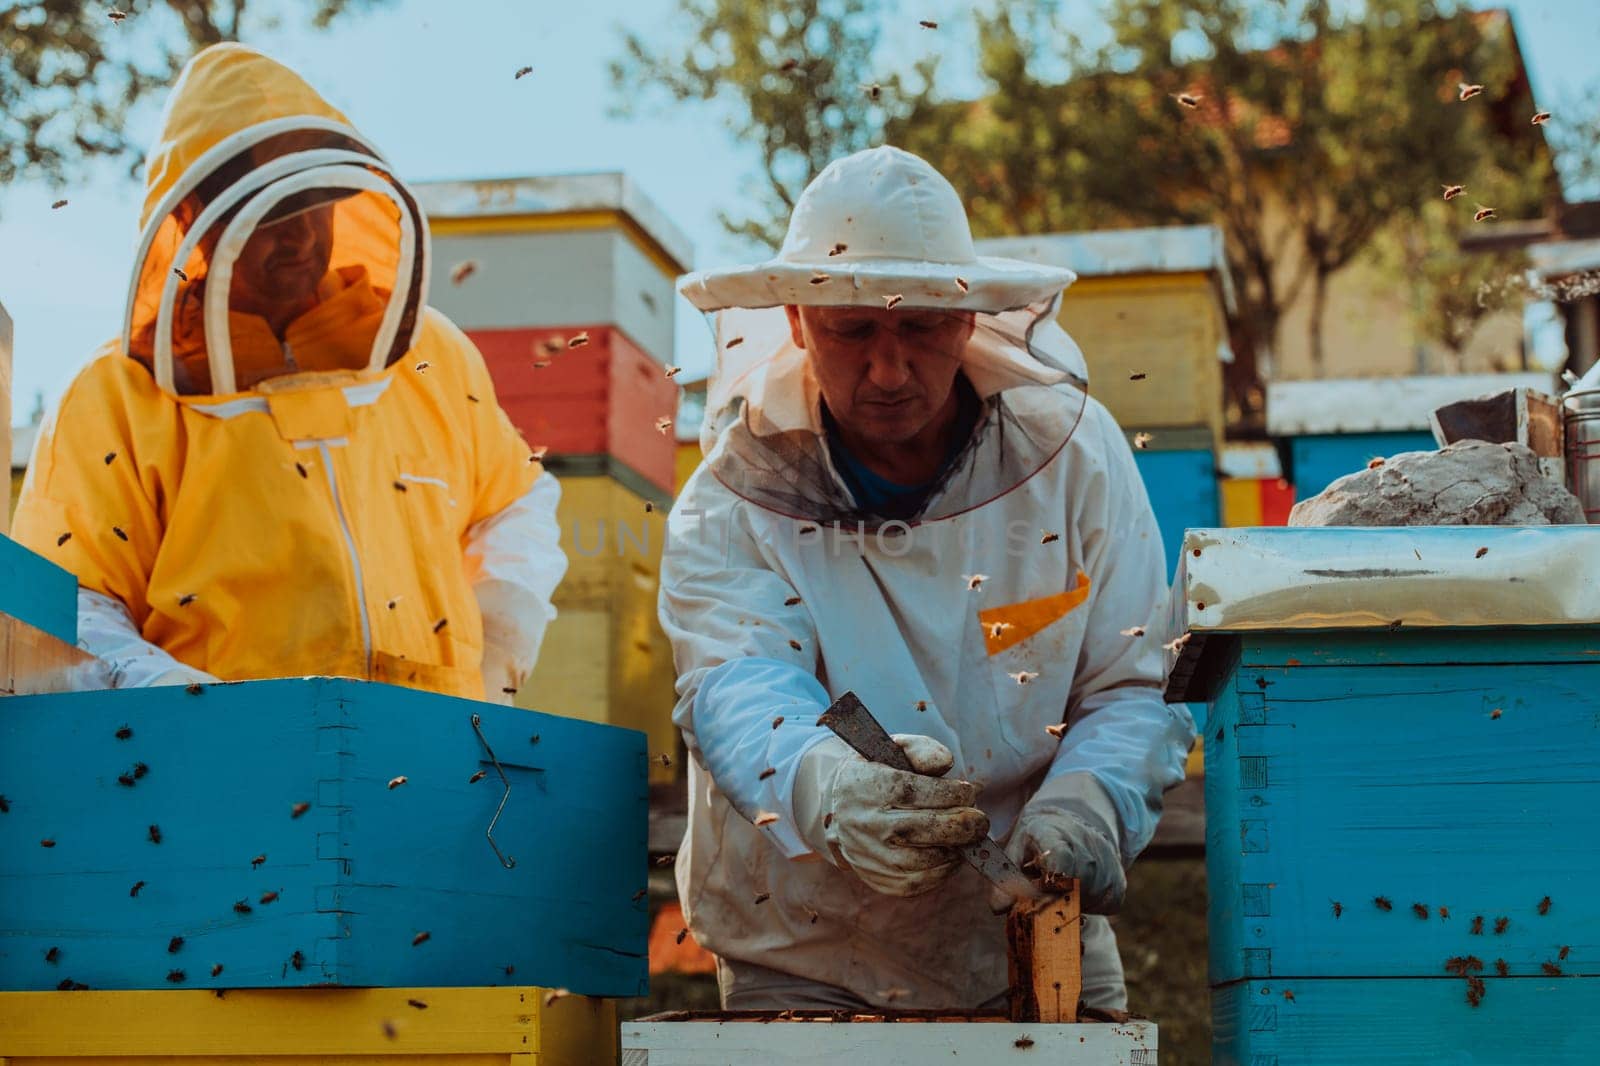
12,44 -> 566,701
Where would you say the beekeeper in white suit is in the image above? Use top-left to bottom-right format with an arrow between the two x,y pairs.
659,145 -> 1194,1011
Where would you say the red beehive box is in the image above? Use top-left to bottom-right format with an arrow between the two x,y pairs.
472,325 -> 678,496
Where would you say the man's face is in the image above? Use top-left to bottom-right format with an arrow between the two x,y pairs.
786,304 -> 974,445
230,203 -> 335,318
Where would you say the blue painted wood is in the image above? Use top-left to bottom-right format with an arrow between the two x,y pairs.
1214,977 -> 1600,1064
1239,628 -> 1600,669
1205,630 -> 1600,988
0,535 -> 77,645
1288,430 -> 1435,500
1131,447 -> 1219,581
0,677 -> 648,994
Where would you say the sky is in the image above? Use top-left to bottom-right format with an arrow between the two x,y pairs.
2,0 -> 1597,425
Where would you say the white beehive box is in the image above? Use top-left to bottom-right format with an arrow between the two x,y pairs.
620,1017 -> 1158,1064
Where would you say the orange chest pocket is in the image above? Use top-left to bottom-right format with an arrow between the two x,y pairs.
978,571 -> 1091,656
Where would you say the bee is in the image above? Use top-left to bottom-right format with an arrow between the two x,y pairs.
252,854 -> 266,868
1494,916 -> 1509,934
467,394 -> 480,403
726,335 -> 745,349
884,294 -> 904,309
148,824 -> 162,844
964,573 -> 989,590
759,767 -> 776,780
828,242 -> 848,257
113,526 -> 129,541
130,880 -> 145,897
1163,633 -> 1191,653
1474,206 -> 1496,222
1040,531 -> 1060,544
1283,990 -> 1295,1002
772,715 -> 785,729
655,854 -> 675,866
543,988 -> 571,1007
167,969 -> 185,983
676,928 -> 690,945
387,776 -> 408,790
1009,670 -> 1039,685
290,801 -> 311,819
211,963 -> 224,977
1387,619 -> 1404,632
788,638 -> 803,652
505,965 -> 515,975
408,998 -> 428,1009
915,700 -> 927,712
168,936 -> 184,954
295,461 -> 309,478
1458,82 -> 1484,101
107,8 -> 127,22
1045,723 -> 1068,739
1121,626 -> 1146,638
290,950 -> 304,971
514,65 -> 533,79
469,770 -> 487,784
1133,432 -> 1153,449
809,272 -> 831,286
754,892 -> 772,904
433,617 -> 449,633
988,621 -> 1013,639
45,946 -> 60,963
1375,896 -> 1393,912
173,267 -> 189,281
260,891 -> 279,905
57,532 -> 72,546
233,900 -> 253,914
805,906 -> 821,924
1413,903 -> 1429,920
414,361 -> 431,373
823,813 -> 833,828
187,683 -> 203,695
1476,546 -> 1489,558
1471,915 -> 1484,935
386,597 -> 402,610
1129,372 -> 1147,381
655,416 -> 674,434
1014,1036 -> 1035,1049
1538,896 -> 1552,915
1490,708 -> 1502,720
502,687 -> 518,696
863,83 -> 882,101
393,480 -> 409,493
1442,184 -> 1465,200
530,445 -> 550,461
118,773 -> 136,788
665,365 -> 683,378
1532,110 -> 1551,125
1332,901 -> 1343,918
1173,92 -> 1202,108
955,276 -> 970,293
779,58 -> 801,72
178,593 -> 197,606
1542,961 -> 1563,977
568,331 -> 591,349
539,337 -> 565,356
1559,945 -> 1571,961
1466,976 -> 1485,1007
449,261 -> 478,286
919,18 -> 938,28
104,451 -> 117,465
657,753 -> 672,767
52,198 -> 69,209
754,811 -> 780,827
1495,958 -> 1508,976
411,931 -> 431,947
1367,457 -> 1385,469
631,888 -> 647,902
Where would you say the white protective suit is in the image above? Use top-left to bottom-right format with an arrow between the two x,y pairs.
660,147 -> 1196,1009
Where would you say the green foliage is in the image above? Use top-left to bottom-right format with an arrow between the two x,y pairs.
0,0 -> 385,191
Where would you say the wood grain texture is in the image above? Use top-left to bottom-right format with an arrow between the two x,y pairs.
1206,631 -> 1600,986
1006,886 -> 1081,1023
0,678 -> 648,995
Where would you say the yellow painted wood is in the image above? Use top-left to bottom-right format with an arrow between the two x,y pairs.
0,987 -> 615,1064
673,441 -> 701,496
1219,478 -> 1264,527
517,475 -> 677,780
427,210 -> 684,280
1058,271 -> 1226,445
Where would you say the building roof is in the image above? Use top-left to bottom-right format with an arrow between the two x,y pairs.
1266,372 -> 1556,437
976,225 -> 1237,313
12,421 -> 35,470
411,172 -> 695,275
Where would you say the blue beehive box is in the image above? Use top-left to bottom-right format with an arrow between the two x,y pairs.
1169,527 -> 1600,1064
0,676 -> 649,995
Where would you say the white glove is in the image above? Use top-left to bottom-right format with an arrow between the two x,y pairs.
792,734 -> 989,898
995,771 -> 1127,914
480,637 -> 521,705
146,665 -> 222,688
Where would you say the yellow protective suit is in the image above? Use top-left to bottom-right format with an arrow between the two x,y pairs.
12,44 -> 545,700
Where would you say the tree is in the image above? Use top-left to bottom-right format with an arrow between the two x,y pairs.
1,0 -> 385,191
610,0 -> 933,248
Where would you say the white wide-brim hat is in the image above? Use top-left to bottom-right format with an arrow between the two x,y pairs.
678,146 -> 1076,313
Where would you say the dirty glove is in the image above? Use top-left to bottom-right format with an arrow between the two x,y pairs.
996,771 -> 1126,915
147,664 -> 222,688
793,734 -> 989,898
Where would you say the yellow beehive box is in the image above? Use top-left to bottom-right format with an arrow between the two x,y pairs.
0,986 -> 616,1065
518,471 -> 677,781
976,227 -> 1235,446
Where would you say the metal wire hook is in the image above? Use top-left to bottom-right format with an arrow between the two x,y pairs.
471,712 -> 516,869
